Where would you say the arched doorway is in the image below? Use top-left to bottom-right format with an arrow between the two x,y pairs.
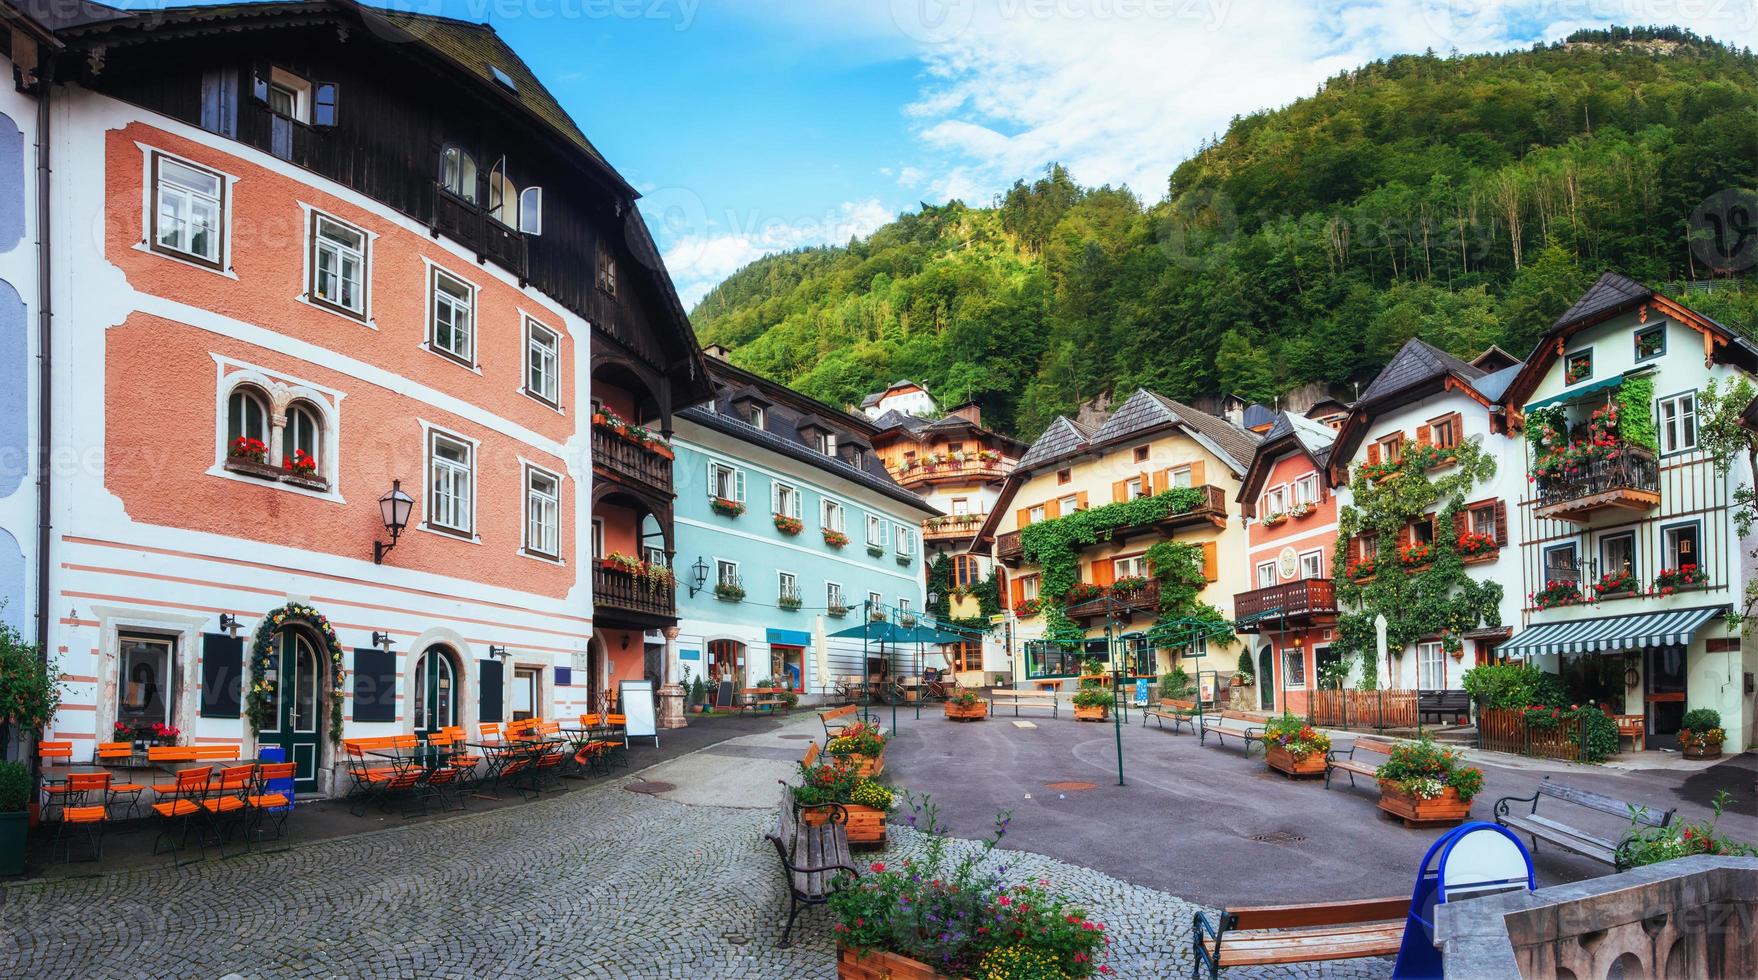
1258,645 -> 1275,711
706,639 -> 745,705
261,627 -> 324,793
412,646 -> 460,734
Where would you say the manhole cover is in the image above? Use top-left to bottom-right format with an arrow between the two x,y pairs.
778,734 -> 815,740
1247,832 -> 1307,845
624,780 -> 676,795
1045,781 -> 1097,792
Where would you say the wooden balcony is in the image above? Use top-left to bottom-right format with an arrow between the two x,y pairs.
1101,484 -> 1229,545
593,426 -> 674,496
924,512 -> 986,542
1234,578 -> 1336,630
1533,446 -> 1660,523
431,184 -> 528,281
997,530 -> 1023,564
593,564 -> 676,626
890,459 -> 1010,488
1067,581 -> 1160,622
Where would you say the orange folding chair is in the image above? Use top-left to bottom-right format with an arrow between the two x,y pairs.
151,766 -> 212,864
95,742 -> 149,819
201,765 -> 255,851
246,763 -> 298,843
54,781 -> 110,865
37,740 -> 76,820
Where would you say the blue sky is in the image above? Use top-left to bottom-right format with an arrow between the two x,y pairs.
124,1 -> 1758,306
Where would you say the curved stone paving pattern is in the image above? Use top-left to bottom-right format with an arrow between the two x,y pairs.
1,770 -> 1386,978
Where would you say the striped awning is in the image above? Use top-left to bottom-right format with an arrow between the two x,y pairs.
1500,606 -> 1727,658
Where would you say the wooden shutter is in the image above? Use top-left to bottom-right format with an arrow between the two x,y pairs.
995,567 -> 1008,608
1092,559 -> 1115,587
1076,491 -> 1089,510
1017,507 -> 1031,529
734,469 -> 747,502
1112,479 -> 1128,503
1366,443 -> 1380,465
1448,413 -> 1465,448
1009,577 -> 1024,609
706,460 -> 717,497
352,648 -> 397,723
1046,498 -> 1061,519
1153,469 -> 1170,494
479,658 -> 505,723
1139,472 -> 1153,496
1494,500 -> 1508,546
199,633 -> 243,719
250,59 -> 271,103
1416,424 -> 1432,447
1188,460 -> 1206,487
1200,541 -> 1219,582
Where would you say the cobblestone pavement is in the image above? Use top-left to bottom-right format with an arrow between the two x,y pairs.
0,720 -> 1385,978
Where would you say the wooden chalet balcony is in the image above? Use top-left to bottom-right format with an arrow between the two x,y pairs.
1234,578 -> 1337,629
923,512 -> 986,542
593,564 -> 676,623
1067,581 -> 1160,622
890,458 -> 1009,488
1533,446 -> 1660,523
593,427 -> 674,496
997,529 -> 1023,564
432,184 -> 529,280
1103,484 -> 1229,543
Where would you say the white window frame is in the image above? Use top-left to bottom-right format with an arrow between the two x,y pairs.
778,571 -> 798,602
1020,575 -> 1039,601
952,498 -> 971,516
1114,554 -> 1148,579
1262,484 -> 1288,516
868,591 -> 884,612
716,559 -> 740,588
1417,641 -> 1446,690
772,480 -> 802,519
827,582 -> 845,611
1256,560 -> 1278,588
524,317 -> 561,408
1293,474 -> 1318,507
866,513 -> 886,548
708,461 -> 745,503
895,524 -> 915,557
426,428 -> 476,537
1027,504 -> 1046,524
267,67 -> 313,124
428,267 -> 477,367
1169,465 -> 1193,489
821,498 -> 845,532
1282,647 -> 1307,687
1126,476 -> 1149,501
1657,391 -> 1698,455
1299,549 -> 1324,580
150,152 -> 226,268
308,211 -> 368,319
898,598 -> 912,615
522,463 -> 562,561
747,405 -> 766,428
1058,494 -> 1079,514
818,431 -> 838,456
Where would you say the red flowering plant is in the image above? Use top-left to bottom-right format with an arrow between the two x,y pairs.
228,436 -> 268,464
829,797 -> 1110,977
1530,580 -> 1586,610
1262,713 -> 1331,761
1455,530 -> 1498,557
1345,556 -> 1376,581
1622,791 -> 1756,868
283,449 -> 318,477
149,722 -> 180,744
1653,565 -> 1708,593
822,528 -> 850,548
111,720 -> 136,742
1109,575 -> 1151,597
708,496 -> 746,517
1397,542 -> 1433,568
1014,598 -> 1043,618
772,514 -> 803,535
1064,582 -> 1105,604
1593,568 -> 1638,598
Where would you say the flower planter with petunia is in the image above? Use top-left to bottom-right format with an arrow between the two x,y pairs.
1530,580 -> 1586,610
1456,530 -> 1499,565
1072,686 -> 1111,721
1680,709 -> 1725,759
1261,714 -> 1330,778
713,582 -> 746,603
778,594 -> 803,611
772,514 -> 803,535
224,437 -> 282,481
709,496 -> 746,518
945,690 -> 988,721
1373,738 -> 1482,828
1289,501 -> 1318,520
823,528 -> 849,548
1592,568 -> 1639,601
1653,565 -> 1709,595
1014,598 -> 1043,618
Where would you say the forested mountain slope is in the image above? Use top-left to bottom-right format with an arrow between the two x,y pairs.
692,27 -> 1758,438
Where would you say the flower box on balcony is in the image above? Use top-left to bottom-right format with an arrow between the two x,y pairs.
709,496 -> 745,518
778,595 -> 802,611
827,604 -> 849,619
594,410 -> 674,459
773,514 -> 803,535
1653,565 -> 1709,594
713,583 -> 745,602
1531,582 -> 1586,610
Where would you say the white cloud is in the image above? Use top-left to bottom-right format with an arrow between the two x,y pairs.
656,198 -> 895,308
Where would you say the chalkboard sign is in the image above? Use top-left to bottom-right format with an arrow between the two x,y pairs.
352,648 -> 397,723
618,679 -> 658,746
715,679 -> 735,709
479,658 -> 504,723
199,633 -> 243,718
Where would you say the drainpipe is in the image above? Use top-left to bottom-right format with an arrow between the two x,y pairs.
32,49 -> 55,774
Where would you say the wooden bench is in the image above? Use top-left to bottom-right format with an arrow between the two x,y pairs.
1143,698 -> 1199,734
739,687 -> 790,715
1191,896 -> 1410,977
1199,711 -> 1262,753
1323,734 -> 1401,791
146,744 -> 243,763
1418,689 -> 1471,725
1614,714 -> 1645,751
766,779 -> 858,948
819,704 -> 878,740
1493,777 -> 1675,871
989,689 -> 1059,718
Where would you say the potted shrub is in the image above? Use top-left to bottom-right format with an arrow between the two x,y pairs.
689,676 -> 707,712
0,620 -> 60,827
1374,738 -> 1483,827
1233,651 -> 1255,688
0,761 -> 27,876
944,689 -> 987,721
1072,685 -> 1111,722
1679,708 -> 1725,760
1261,714 -> 1331,777
826,721 -> 887,778
793,757 -> 892,845
830,802 -> 1110,978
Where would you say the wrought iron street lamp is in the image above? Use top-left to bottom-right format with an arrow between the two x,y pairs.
687,557 -> 710,597
373,480 -> 415,564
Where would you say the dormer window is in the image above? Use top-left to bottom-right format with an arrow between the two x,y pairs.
747,405 -> 766,428
817,431 -> 838,456
440,146 -> 478,205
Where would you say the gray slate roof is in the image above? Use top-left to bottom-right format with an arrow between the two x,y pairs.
1072,389 -> 1261,475
1242,404 -> 1277,430
678,405 -> 936,515
1017,416 -> 1093,470
1473,364 -> 1523,403
1552,271 -> 1651,330
1358,338 -> 1487,405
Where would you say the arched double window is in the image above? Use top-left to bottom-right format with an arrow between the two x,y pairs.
286,400 -> 322,470
227,386 -> 270,446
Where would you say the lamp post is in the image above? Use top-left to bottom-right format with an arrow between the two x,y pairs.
373,480 -> 414,564
686,557 -> 710,597
1105,595 -> 1125,787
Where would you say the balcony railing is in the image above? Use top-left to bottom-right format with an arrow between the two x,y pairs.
593,564 -> 676,621
1067,581 -> 1160,622
996,485 -> 1227,564
997,529 -> 1023,563
923,512 -> 987,541
593,427 -> 674,495
432,185 -> 529,280
1234,578 -> 1337,628
891,458 -> 1010,487
1533,446 -> 1660,522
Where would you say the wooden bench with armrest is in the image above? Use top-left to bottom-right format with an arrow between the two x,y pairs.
1143,698 -> 1199,734
1191,896 -> 1410,978
766,778 -> 858,948
1494,777 -> 1674,871
739,687 -> 791,715
988,689 -> 1059,718
1322,734 -> 1401,791
1198,711 -> 1263,753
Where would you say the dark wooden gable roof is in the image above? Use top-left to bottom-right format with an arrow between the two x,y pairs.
1016,416 -> 1093,471
1237,412 -> 1335,509
1357,338 -> 1486,405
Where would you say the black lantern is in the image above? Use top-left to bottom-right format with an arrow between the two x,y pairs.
374,479 -> 415,564
687,557 -> 710,597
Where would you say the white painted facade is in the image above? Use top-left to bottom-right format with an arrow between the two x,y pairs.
0,50 -> 40,645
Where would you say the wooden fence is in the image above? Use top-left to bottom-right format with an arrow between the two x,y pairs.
1478,707 -> 1582,761
1307,689 -> 1418,730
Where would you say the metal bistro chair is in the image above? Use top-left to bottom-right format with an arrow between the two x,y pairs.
95,741 -> 149,820
200,765 -> 256,855
246,763 -> 298,843
37,740 -> 76,821
52,772 -> 112,863
151,766 -> 213,865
